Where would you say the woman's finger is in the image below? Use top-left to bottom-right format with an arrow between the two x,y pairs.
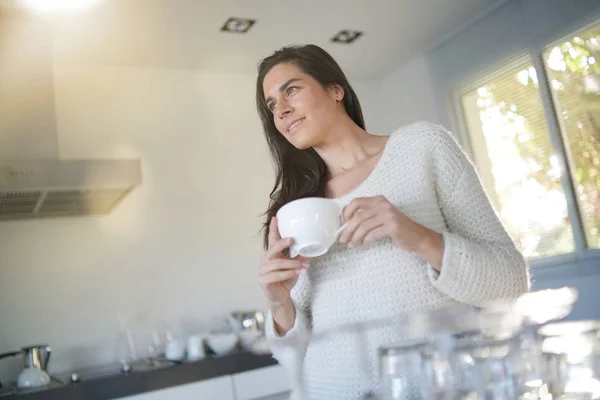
339,207 -> 378,243
267,216 -> 281,249
258,270 -> 301,286
259,258 -> 309,275
266,237 -> 294,259
348,215 -> 386,247
342,195 -> 386,221
361,225 -> 391,247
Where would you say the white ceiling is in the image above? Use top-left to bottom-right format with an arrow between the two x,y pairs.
9,0 -> 507,80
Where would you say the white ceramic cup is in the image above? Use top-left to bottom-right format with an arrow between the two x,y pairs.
276,197 -> 347,258
186,335 -> 205,362
165,339 -> 185,361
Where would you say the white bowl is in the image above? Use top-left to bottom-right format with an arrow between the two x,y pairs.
239,331 -> 263,350
206,333 -> 238,355
249,337 -> 271,355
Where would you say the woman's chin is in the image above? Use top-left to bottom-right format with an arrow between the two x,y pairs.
292,141 -> 313,151
288,132 -> 316,150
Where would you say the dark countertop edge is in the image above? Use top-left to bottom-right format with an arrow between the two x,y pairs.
4,351 -> 278,400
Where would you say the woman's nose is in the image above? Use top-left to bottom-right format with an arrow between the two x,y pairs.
277,100 -> 292,119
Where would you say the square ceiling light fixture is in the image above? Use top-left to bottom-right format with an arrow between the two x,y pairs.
331,30 -> 363,44
221,17 -> 256,34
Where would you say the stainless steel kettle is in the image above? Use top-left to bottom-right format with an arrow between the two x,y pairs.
0,345 -> 52,389
21,345 -> 51,371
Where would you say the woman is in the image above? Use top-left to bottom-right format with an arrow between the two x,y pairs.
256,44 -> 529,400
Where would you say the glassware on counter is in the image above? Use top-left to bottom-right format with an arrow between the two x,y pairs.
378,340 -> 430,400
538,320 -> 600,400
249,287 -> 586,400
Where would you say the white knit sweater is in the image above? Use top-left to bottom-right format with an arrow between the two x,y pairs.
265,122 -> 530,400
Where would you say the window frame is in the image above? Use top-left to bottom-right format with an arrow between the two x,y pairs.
448,23 -> 600,273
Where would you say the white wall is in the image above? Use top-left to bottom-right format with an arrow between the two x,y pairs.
0,13 -> 58,158
363,55 -> 441,135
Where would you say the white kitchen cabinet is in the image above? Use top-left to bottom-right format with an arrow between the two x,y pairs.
112,365 -> 290,400
113,375 -> 234,400
232,365 -> 292,400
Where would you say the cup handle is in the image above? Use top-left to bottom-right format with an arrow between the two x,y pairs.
332,198 -> 349,240
289,247 -> 300,259
334,223 -> 348,241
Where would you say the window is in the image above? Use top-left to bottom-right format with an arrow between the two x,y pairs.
543,24 -> 600,250
458,20 -> 600,261
461,56 -> 575,259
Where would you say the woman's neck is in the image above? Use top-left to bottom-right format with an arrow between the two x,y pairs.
313,117 -> 384,177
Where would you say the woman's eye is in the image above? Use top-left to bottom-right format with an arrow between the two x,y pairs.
267,102 -> 277,112
286,86 -> 298,95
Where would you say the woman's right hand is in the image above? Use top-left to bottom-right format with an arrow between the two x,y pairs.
258,216 -> 309,307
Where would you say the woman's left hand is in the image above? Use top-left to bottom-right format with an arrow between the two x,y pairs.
338,196 -> 444,269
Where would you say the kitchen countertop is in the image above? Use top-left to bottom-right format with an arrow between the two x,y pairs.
0,350 -> 278,400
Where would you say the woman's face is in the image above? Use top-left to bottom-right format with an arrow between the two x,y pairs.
262,63 -> 343,149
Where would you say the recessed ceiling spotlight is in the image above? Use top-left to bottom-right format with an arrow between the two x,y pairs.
221,17 -> 256,34
331,30 -> 363,44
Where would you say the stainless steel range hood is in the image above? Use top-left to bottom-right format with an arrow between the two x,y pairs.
0,8 -> 142,220
0,159 -> 141,220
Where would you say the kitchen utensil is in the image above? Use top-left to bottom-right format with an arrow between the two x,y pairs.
239,331 -> 263,350
165,339 -> 185,362
0,345 -> 52,390
206,333 -> 238,356
186,335 -> 205,362
18,345 -> 52,389
230,310 -> 266,332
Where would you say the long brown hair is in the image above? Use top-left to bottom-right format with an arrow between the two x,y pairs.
256,44 -> 366,249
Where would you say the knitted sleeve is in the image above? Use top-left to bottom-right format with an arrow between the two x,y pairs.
264,271 -> 312,372
424,123 -> 530,306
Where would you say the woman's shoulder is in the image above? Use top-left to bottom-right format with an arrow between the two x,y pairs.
379,122 -> 473,178
382,121 -> 447,154
388,121 -> 466,157
389,121 -> 451,141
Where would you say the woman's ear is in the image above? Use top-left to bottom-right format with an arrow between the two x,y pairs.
328,84 -> 345,102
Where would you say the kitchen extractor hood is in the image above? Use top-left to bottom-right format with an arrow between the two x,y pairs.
0,159 -> 141,220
